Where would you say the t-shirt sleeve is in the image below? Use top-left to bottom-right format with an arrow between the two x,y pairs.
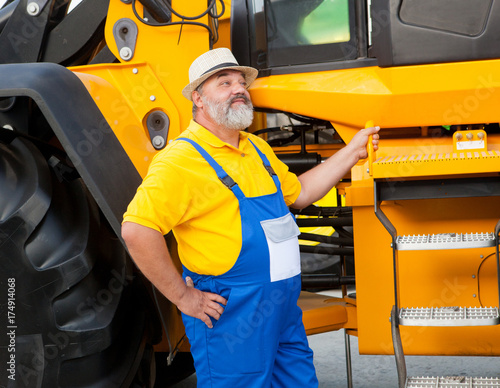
122,155 -> 190,235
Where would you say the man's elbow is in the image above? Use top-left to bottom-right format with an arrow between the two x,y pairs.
121,221 -> 138,248
122,222 -> 162,247
290,188 -> 311,210
289,200 -> 304,210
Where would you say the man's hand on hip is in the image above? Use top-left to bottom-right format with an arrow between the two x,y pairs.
178,276 -> 227,328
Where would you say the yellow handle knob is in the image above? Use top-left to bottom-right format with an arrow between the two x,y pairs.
365,120 -> 376,169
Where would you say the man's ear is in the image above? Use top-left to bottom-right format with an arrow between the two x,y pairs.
192,91 -> 203,108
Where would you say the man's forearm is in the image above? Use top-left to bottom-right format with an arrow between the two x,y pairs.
121,221 -> 227,327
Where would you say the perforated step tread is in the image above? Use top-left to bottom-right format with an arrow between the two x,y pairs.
372,149 -> 500,178
406,376 -> 500,387
395,233 -> 496,251
399,307 -> 500,326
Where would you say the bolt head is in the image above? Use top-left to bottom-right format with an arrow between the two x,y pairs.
27,2 -> 40,16
152,136 -> 165,149
150,95 -> 156,102
119,47 -> 133,61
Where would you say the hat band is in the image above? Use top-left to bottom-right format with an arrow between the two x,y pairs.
200,62 -> 239,76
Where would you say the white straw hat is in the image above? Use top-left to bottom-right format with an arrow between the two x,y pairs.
182,48 -> 258,101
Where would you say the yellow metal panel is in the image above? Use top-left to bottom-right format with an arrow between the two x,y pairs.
213,0 -> 232,49
72,63 -> 182,178
250,59 -> 500,143
70,1 -> 215,177
345,184 -> 373,207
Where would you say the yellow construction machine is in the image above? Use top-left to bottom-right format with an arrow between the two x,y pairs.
0,0 -> 499,387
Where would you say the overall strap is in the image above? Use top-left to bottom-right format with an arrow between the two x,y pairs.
248,138 -> 281,190
176,137 -> 246,200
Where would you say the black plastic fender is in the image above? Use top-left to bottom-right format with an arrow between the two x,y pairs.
0,62 -> 142,244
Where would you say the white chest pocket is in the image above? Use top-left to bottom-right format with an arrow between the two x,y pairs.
260,213 -> 301,282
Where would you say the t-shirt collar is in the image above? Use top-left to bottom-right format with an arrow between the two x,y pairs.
188,120 -> 250,154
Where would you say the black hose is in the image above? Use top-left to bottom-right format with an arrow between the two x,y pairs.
296,217 -> 353,228
285,111 -> 330,127
161,0 -> 225,21
301,274 -> 355,289
277,153 -> 322,175
267,132 -> 301,147
299,245 -> 354,256
138,0 -> 171,22
291,205 -> 352,217
336,227 -> 354,240
252,127 -> 282,136
299,232 -> 353,246
131,0 -> 221,43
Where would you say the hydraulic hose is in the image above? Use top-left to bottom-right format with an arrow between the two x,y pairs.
301,274 -> 355,289
299,245 -> 354,256
299,232 -> 353,246
295,217 -> 353,228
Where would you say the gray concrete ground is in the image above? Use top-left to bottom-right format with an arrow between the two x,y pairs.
171,290 -> 500,388
172,329 -> 500,387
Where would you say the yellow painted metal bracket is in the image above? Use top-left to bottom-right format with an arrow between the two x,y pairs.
453,129 -> 487,152
298,291 -> 357,335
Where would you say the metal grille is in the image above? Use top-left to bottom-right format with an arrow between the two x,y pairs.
396,233 -> 495,250
406,376 -> 500,387
399,307 -> 500,326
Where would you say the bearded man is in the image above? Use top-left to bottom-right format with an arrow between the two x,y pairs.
122,48 -> 379,388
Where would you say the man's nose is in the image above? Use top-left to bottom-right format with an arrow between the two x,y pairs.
232,82 -> 247,95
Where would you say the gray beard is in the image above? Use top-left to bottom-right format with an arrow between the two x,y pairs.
202,94 -> 254,131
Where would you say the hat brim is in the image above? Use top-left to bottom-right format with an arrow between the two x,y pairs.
182,65 -> 258,101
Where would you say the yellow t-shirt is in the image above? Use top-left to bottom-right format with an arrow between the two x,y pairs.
123,120 -> 301,275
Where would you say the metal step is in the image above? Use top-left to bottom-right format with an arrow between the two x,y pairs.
399,307 -> 500,326
395,233 -> 496,251
406,376 -> 500,387
372,149 -> 500,179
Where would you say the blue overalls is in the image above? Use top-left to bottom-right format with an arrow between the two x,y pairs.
178,137 -> 318,388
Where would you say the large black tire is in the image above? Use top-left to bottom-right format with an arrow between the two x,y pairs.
0,137 -> 153,387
